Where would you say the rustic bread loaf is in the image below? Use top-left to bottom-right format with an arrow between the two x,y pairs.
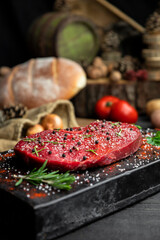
0,57 -> 86,109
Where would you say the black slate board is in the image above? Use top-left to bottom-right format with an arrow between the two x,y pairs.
0,129 -> 160,240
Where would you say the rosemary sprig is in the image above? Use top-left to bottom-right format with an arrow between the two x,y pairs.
147,131 -> 160,146
14,160 -> 75,190
85,149 -> 98,155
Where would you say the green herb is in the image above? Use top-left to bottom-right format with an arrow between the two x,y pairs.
23,138 -> 38,142
134,125 -> 142,129
111,122 -> 120,126
85,149 -> 98,155
54,128 -> 61,132
32,147 -> 46,156
14,160 -> 75,190
116,128 -> 122,137
83,135 -> 93,138
44,141 -> 66,145
147,131 -> 160,146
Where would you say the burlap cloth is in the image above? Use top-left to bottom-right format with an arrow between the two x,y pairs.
0,100 -> 79,152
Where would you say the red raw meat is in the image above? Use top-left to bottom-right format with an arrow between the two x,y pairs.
14,120 -> 142,171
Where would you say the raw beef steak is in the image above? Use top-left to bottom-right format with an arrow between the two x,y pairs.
14,120 -> 142,171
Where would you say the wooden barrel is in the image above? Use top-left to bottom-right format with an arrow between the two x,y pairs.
28,12 -> 99,65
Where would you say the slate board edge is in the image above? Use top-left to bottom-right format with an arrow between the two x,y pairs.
34,159 -> 160,240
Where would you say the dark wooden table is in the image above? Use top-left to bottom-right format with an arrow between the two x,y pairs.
56,116 -> 160,240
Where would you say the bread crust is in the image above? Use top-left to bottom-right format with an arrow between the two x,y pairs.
0,57 -> 86,109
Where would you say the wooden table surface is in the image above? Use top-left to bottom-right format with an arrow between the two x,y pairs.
57,116 -> 160,240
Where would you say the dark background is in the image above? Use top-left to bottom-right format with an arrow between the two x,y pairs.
0,0 -> 158,67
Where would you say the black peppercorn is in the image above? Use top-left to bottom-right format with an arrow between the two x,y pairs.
62,153 -> 66,157
69,149 -> 73,153
95,140 -> 99,144
77,141 -> 81,145
106,137 -> 110,140
64,136 -> 67,140
48,150 -> 52,154
32,149 -> 35,152
83,156 -> 87,160
52,130 -> 56,134
64,133 -> 68,136
86,129 -> 89,133
106,132 -> 109,135
70,128 -> 73,131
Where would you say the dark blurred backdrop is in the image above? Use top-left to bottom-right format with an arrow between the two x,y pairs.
0,0 -> 158,67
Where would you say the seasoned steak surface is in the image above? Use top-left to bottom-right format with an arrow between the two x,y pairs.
14,121 -> 142,171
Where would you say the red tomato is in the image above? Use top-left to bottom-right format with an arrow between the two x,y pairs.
109,100 -> 138,123
95,96 -> 120,119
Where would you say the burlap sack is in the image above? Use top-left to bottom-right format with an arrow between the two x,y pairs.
0,100 -> 79,152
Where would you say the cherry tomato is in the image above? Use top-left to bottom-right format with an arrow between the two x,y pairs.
109,100 -> 138,123
95,96 -> 120,119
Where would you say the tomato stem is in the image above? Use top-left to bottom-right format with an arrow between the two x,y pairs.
105,102 -> 112,107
